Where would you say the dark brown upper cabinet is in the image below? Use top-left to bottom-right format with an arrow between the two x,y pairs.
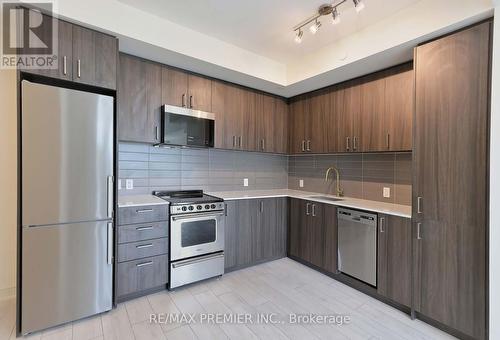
308,90 -> 329,153
255,94 -> 288,154
20,12 -> 117,89
72,25 -> 117,89
161,67 -> 212,111
288,96 -> 309,154
413,21 -> 490,340
359,74 -> 386,152
118,54 -> 161,143
377,214 -> 411,307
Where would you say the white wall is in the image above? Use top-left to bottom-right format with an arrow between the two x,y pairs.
489,4 -> 500,339
0,69 -> 17,297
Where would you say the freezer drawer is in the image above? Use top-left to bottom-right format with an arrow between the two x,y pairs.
117,254 -> 168,297
170,252 -> 224,289
21,221 -> 113,334
337,208 -> 377,286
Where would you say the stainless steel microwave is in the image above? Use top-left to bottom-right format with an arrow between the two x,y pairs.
161,105 -> 215,147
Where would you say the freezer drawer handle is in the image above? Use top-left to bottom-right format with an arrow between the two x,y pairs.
172,253 -> 224,268
136,261 -> 153,267
136,243 -> 153,249
136,209 -> 153,213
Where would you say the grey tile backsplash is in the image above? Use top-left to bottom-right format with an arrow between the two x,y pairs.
118,143 -> 289,195
119,142 -> 412,205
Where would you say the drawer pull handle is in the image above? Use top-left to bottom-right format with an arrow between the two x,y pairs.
136,226 -> 154,231
136,209 -> 153,213
136,243 -> 153,249
136,261 -> 153,267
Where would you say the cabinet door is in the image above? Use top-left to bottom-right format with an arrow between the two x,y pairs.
384,64 -> 413,151
340,81 -> 361,152
308,203 -> 324,268
322,205 -> 338,273
240,89 -> 256,151
413,22 -> 489,340
93,32 -> 117,90
72,25 -> 95,86
288,98 -> 308,153
235,199 -> 255,267
212,81 -> 227,148
360,74 -> 386,152
275,98 -> 289,154
224,201 -> 238,269
288,198 -> 305,258
377,214 -> 411,307
20,15 -> 73,81
162,67 -> 188,107
188,74 -> 212,111
257,198 -> 287,260
327,86 -> 344,153
308,91 -> 329,153
255,94 -> 275,153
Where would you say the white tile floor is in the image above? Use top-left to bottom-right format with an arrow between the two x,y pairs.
1,258 -> 456,339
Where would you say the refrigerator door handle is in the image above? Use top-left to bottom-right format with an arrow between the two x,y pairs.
107,176 -> 114,218
107,222 -> 113,265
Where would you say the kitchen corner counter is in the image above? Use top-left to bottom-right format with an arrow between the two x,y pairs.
118,195 -> 169,208
207,189 -> 412,218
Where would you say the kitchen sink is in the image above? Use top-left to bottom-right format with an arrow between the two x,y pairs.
308,195 -> 344,202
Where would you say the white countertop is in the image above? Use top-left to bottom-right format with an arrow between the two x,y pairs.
118,195 -> 169,208
207,189 -> 412,218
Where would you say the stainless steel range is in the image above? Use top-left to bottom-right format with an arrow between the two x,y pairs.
154,190 -> 225,289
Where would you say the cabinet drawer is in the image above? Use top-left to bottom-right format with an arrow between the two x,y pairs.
117,237 -> 168,262
117,254 -> 168,297
118,205 -> 168,225
117,221 -> 168,244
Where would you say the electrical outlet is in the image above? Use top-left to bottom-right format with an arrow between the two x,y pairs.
383,187 -> 391,198
118,179 -> 122,190
126,179 -> 134,190
299,179 -> 304,188
243,178 -> 249,187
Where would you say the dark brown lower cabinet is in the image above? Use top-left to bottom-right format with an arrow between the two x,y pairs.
224,198 -> 287,270
377,214 -> 412,307
288,198 -> 337,273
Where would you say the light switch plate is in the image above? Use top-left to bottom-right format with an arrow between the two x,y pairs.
118,179 -> 122,190
383,187 -> 391,198
299,179 -> 304,188
126,179 -> 134,190
243,178 -> 249,187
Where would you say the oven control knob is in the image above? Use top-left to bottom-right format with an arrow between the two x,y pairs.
181,206 -> 187,212
205,204 -> 210,209
188,206 -> 194,211
197,205 -> 202,210
211,204 -> 216,209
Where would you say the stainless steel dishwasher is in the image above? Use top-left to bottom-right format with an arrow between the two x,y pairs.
337,208 -> 377,286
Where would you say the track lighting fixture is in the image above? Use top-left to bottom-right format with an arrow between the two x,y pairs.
293,1 -> 366,43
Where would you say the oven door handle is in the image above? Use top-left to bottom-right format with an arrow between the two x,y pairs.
171,252 -> 224,268
171,211 -> 225,221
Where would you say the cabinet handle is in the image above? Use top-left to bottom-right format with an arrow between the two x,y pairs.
260,201 -> 264,213
306,140 -> 311,152
136,208 -> 153,213
379,217 -> 385,233
77,59 -> 81,78
189,95 -> 193,108
311,204 -> 316,217
136,261 -> 153,267
63,56 -> 67,75
238,136 -> 242,148
353,136 -> 358,151
417,197 -> 423,214
155,126 -> 159,141
346,137 -> 350,151
301,140 -> 306,152
417,223 -> 422,240
182,94 -> 186,107
306,203 -> 311,216
136,226 -> 153,231
136,243 -> 153,249
386,133 -> 390,149
232,136 -> 236,148
224,203 -> 228,217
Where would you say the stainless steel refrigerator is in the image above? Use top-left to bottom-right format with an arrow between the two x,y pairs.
20,81 -> 114,335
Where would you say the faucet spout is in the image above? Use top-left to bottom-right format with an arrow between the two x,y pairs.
325,166 -> 344,197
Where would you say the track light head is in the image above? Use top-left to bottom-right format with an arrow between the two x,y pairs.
309,19 -> 321,34
332,8 -> 340,25
353,0 -> 365,12
294,29 -> 303,44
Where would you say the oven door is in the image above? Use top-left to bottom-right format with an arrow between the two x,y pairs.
170,211 -> 224,261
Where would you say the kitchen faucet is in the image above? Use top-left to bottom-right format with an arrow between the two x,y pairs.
325,166 -> 344,197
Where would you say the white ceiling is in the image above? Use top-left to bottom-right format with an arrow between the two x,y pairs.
118,0 -> 420,64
